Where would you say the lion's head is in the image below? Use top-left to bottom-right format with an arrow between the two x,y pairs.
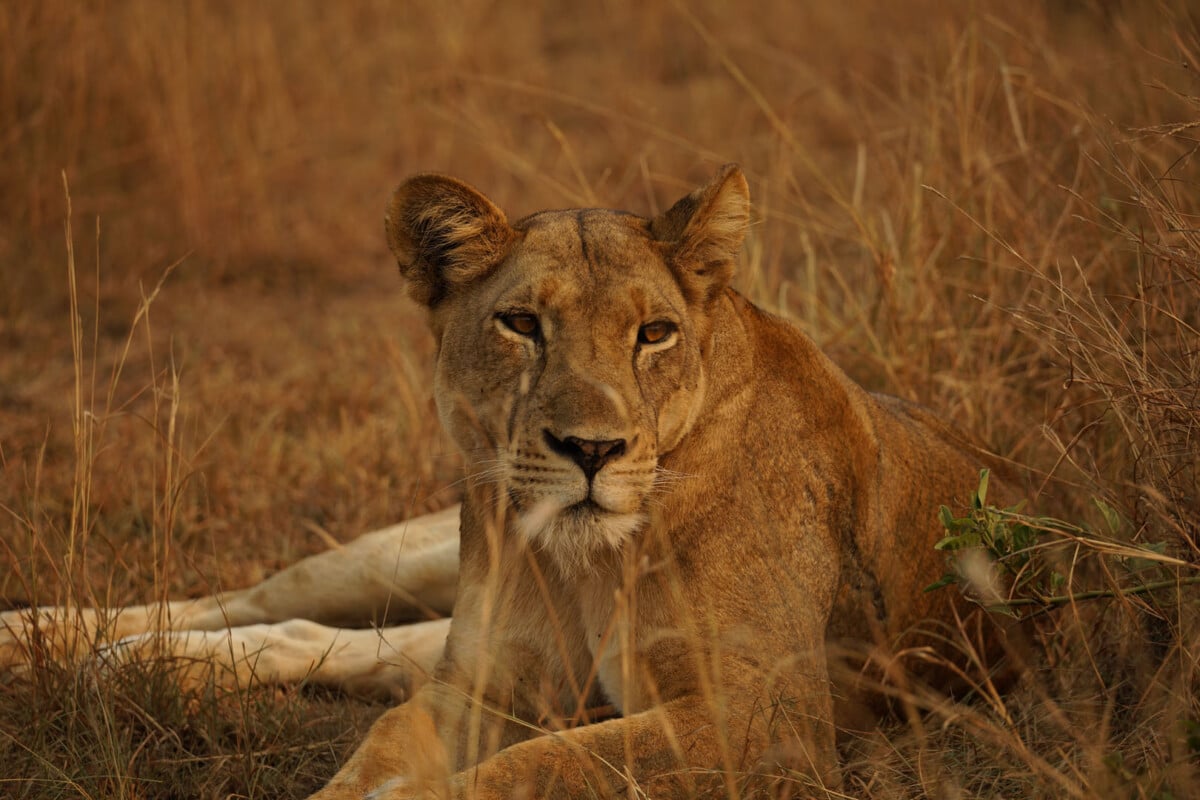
385,166 -> 749,573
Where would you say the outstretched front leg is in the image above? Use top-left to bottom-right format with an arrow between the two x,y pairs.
1,505 -> 462,693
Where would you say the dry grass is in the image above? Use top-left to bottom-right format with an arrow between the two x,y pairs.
1,0 -> 1197,797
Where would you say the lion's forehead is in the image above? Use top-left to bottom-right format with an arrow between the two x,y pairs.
499,210 -> 681,320
514,210 -> 660,272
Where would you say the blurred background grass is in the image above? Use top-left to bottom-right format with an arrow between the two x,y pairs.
1,0 -> 1197,797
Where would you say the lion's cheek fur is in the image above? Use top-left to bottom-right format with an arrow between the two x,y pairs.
433,336 -> 524,457
636,331 -> 707,456
653,363 -> 705,455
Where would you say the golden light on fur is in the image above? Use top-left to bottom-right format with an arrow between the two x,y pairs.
294,166 -> 1022,798
2,3 -> 1197,799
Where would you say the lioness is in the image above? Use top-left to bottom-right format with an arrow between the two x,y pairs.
1,165 -> 1007,798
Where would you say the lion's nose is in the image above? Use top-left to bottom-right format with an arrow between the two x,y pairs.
544,431 -> 627,481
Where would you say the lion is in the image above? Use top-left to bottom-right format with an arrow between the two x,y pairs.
1,165 -> 1011,798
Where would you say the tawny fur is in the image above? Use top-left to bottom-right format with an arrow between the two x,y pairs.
315,165 -> 1009,799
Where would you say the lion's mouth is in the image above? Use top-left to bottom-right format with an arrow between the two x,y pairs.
565,498 -> 605,517
514,496 -> 646,574
506,491 -> 610,517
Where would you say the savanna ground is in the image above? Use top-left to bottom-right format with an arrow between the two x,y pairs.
1,1 -> 1198,797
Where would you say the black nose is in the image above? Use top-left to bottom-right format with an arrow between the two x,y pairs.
544,431 -> 626,481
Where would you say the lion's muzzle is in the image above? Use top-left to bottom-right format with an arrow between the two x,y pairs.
542,430 -> 628,482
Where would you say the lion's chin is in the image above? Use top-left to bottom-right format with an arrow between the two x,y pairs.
514,499 -> 644,575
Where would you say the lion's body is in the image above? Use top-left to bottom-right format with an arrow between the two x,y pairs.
0,166 -> 1008,799
314,166 -> 1006,798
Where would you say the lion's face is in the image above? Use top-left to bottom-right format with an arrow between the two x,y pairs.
432,212 -> 707,571
386,167 -> 749,573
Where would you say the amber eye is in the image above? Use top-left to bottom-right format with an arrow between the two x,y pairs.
637,321 -> 676,345
499,312 -> 540,337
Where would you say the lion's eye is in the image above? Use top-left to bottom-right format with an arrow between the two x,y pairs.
499,312 -> 540,337
637,321 -> 677,346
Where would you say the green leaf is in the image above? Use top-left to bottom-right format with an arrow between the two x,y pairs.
1125,541 -> 1168,576
924,572 -> 959,593
1011,523 -> 1039,551
935,532 -> 980,551
974,468 -> 990,509
1093,497 -> 1123,535
984,603 -> 1021,618
1185,719 -> 1200,754
938,505 -> 956,531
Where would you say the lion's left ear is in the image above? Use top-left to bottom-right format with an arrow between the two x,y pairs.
650,164 -> 750,305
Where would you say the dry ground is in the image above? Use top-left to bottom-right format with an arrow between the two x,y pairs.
1,1 -> 1197,797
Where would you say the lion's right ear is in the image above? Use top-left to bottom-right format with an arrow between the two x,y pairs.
385,174 -> 515,307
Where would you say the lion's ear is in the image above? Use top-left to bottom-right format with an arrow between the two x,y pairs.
386,174 -> 515,307
651,164 -> 750,305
